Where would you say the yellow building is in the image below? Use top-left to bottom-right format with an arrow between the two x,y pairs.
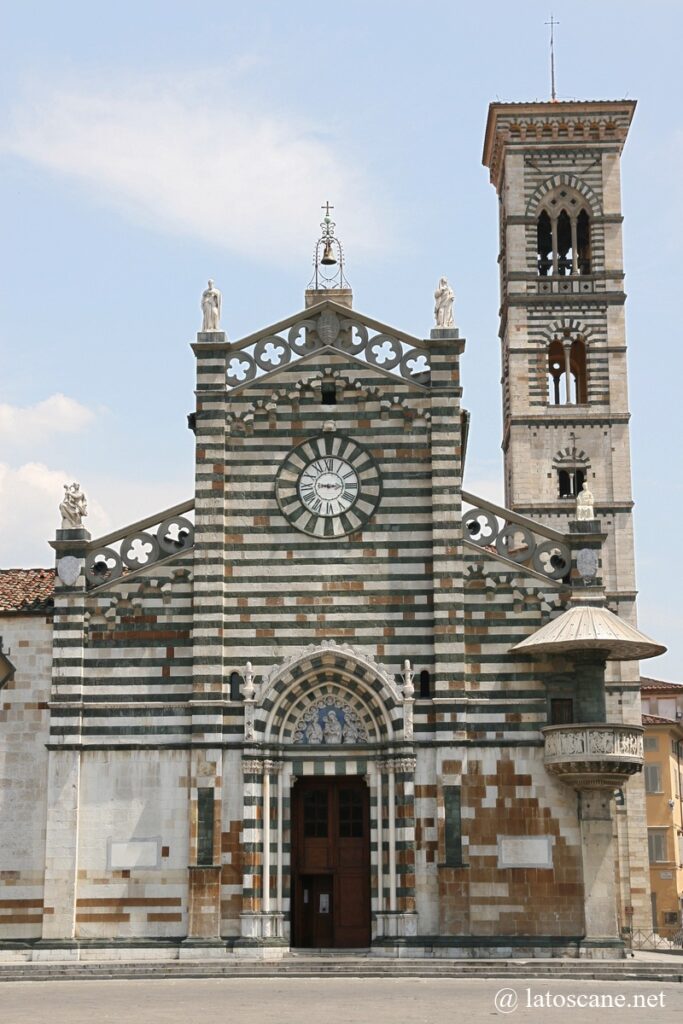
641,679 -> 683,937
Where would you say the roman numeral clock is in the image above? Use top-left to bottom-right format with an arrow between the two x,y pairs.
275,433 -> 382,538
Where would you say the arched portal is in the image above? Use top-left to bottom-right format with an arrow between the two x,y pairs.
257,642 -> 403,744
238,643 -> 417,948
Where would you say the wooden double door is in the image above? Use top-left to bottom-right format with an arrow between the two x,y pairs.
291,777 -> 370,948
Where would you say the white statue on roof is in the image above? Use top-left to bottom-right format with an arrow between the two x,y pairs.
434,276 -> 455,328
59,482 -> 88,529
201,279 -> 222,332
576,481 -> 595,521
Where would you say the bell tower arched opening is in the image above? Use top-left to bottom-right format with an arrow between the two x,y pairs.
547,337 -> 587,405
535,186 -> 593,277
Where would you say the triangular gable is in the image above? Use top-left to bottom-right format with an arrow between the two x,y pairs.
224,300 -> 432,394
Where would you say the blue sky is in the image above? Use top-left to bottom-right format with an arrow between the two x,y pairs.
0,1 -> 681,678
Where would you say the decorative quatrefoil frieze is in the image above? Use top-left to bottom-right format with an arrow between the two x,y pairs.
84,511 -> 195,588
225,309 -> 431,390
462,500 -> 571,583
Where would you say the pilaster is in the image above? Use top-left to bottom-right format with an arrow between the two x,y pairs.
427,327 -> 466,697
185,750 -> 223,942
39,528 -> 90,949
184,332 -> 230,949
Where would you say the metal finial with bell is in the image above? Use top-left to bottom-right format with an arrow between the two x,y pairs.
308,201 -> 350,291
320,239 -> 336,266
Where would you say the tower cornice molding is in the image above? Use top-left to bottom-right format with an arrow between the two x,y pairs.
483,100 -> 636,189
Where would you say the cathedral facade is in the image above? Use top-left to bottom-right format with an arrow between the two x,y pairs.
0,99 -> 666,961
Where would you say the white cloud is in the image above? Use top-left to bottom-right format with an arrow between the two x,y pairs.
0,462 -> 110,566
0,394 -> 96,445
3,75 -> 387,261
0,459 -> 189,567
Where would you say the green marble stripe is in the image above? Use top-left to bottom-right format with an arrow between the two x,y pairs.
79,694 -> 193,703
49,725 -> 193,736
82,657 -> 193,669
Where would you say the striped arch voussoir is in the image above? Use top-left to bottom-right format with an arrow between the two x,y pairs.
526,174 -> 602,218
553,446 -> 591,467
257,645 -> 402,744
541,318 -> 595,347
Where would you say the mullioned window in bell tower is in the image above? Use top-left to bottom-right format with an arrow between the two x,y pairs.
553,442 -> 591,500
547,336 -> 587,405
536,187 -> 592,276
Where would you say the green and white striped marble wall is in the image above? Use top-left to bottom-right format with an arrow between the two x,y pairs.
219,349 -> 441,690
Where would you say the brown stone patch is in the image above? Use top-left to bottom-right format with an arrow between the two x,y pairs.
438,756 -> 583,937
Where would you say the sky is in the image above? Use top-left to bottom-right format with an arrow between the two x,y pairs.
0,1 -> 681,678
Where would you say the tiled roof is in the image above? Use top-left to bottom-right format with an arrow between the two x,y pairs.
641,677 -> 683,692
0,568 -> 55,613
642,713 -> 678,726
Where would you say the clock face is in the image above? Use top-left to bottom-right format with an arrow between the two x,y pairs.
298,457 -> 359,517
275,434 -> 382,538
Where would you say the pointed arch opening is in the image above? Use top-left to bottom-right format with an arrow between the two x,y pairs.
535,186 -> 592,277
537,211 -> 552,276
577,209 -> 591,274
556,210 -> 573,276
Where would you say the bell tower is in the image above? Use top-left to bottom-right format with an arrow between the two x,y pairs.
483,100 -> 656,934
482,100 -> 638,657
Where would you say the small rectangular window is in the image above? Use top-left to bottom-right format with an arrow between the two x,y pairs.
550,698 -> 574,725
197,788 -> 214,866
648,829 -> 668,863
645,764 -> 663,794
658,699 -> 676,719
229,672 -> 242,701
643,736 -> 658,752
443,786 -> 462,867
664,911 -> 680,925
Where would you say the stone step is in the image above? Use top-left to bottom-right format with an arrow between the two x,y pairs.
0,959 -> 681,983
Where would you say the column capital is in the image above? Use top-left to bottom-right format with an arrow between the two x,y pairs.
378,756 -> 416,773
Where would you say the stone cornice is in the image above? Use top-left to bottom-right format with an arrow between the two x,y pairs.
483,100 -> 636,190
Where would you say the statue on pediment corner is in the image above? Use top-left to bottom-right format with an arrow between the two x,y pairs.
59,482 -> 88,529
434,276 -> 455,328
201,279 -> 222,332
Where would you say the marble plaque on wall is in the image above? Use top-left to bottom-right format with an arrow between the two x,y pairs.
108,839 -> 160,870
497,835 -> 553,869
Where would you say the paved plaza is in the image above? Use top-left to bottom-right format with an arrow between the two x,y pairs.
0,977 -> 681,1024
